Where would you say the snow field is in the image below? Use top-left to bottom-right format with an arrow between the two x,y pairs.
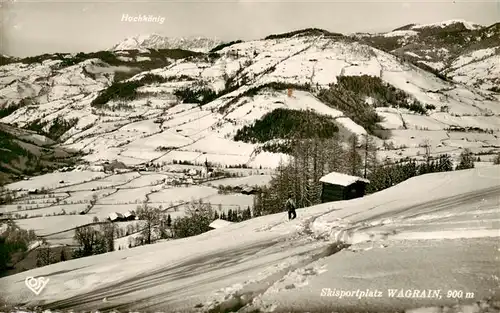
55,172 -> 141,192
0,167 -> 499,312
5,171 -> 107,192
14,215 -> 95,236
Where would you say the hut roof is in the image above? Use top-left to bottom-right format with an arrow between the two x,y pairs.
123,211 -> 135,218
319,172 -> 370,187
209,219 -> 235,229
108,212 -> 124,221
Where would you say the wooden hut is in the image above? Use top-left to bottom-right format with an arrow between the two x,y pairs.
319,172 -> 370,203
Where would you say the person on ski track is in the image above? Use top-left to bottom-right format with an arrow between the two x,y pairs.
286,194 -> 297,220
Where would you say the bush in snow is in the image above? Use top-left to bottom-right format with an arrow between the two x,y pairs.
0,223 -> 37,274
36,239 -> 56,267
455,148 -> 475,170
136,202 -> 161,245
171,200 -> 214,239
73,226 -> 107,258
493,153 -> 500,165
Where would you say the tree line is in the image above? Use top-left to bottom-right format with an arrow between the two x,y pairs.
72,135 -> 483,257
254,135 -> 478,215
1,144 -> 495,271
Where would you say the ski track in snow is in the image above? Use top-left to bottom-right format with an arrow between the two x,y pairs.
3,168 -> 494,313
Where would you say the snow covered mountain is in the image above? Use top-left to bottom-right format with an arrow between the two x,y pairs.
0,54 -> 18,66
109,34 -> 224,53
357,21 -> 499,91
404,19 -> 483,31
1,24 -> 499,175
1,20 -> 500,313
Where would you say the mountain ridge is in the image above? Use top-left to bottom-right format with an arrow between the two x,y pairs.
355,21 -> 499,91
0,19 -> 498,183
109,34 -> 224,53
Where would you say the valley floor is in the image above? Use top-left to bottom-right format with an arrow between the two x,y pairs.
0,166 -> 499,313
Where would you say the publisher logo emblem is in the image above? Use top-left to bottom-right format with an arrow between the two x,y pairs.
25,276 -> 49,295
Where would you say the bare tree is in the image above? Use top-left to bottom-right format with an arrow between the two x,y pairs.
73,226 -> 104,257
362,134 -> 378,178
171,200 -> 214,238
36,239 -> 55,267
126,224 -> 134,236
136,202 -> 160,245
158,215 -> 170,239
186,199 -> 213,218
422,138 -> 432,164
0,186 -> 13,205
99,221 -> 116,252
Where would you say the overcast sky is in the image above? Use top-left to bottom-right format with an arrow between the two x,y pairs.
1,0 -> 498,57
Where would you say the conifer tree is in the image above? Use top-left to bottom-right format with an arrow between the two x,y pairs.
437,154 -> 453,172
347,135 -> 362,177
244,206 -> 252,220
362,134 -> 378,178
493,153 -> 500,165
100,221 -> 116,252
456,149 -> 475,170
36,239 -> 54,267
60,249 -> 66,262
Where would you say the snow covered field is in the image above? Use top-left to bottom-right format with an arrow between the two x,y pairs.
1,166 -> 498,312
14,215 -> 94,236
1,170 -> 260,242
203,174 -> 273,187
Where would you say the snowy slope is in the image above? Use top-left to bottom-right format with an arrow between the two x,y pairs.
1,169 -> 265,239
1,166 -> 499,312
2,23 -> 499,312
1,35 -> 499,172
445,48 -> 500,90
358,21 -> 499,91
410,19 -> 483,31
